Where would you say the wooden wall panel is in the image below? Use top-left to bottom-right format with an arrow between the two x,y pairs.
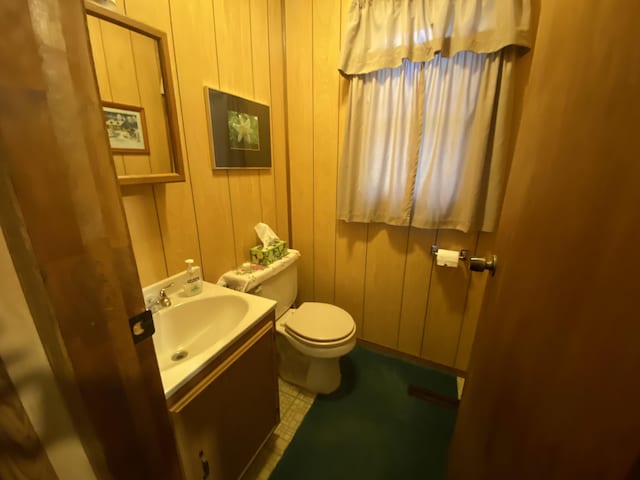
455,232 -> 495,370
251,0 -> 278,233
397,228 -> 437,356
100,21 -> 151,175
131,34 -> 172,173
421,230 -> 476,366
332,0 -> 368,334
311,0 -> 341,304
99,0 -> 289,287
215,0 -> 264,265
121,186 -> 168,285
267,0 -> 290,243
103,0 -> 528,371
334,222 -> 368,335
283,0 -> 533,370
284,0 -> 315,302
168,0 -> 236,279
121,0 -> 203,280
86,17 -> 125,176
362,225 -> 410,348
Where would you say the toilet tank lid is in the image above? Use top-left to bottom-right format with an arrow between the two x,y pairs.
217,249 -> 300,293
285,303 -> 355,342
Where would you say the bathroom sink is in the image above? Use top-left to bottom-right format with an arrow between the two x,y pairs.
153,295 -> 249,371
143,276 -> 276,398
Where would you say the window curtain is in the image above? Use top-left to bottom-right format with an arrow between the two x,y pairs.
336,0 -> 531,232
339,0 -> 531,75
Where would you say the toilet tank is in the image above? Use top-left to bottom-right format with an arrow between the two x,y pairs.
253,253 -> 299,319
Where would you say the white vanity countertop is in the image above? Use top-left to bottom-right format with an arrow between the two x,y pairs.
143,269 -> 276,398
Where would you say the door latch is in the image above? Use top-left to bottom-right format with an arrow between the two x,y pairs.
129,310 -> 155,344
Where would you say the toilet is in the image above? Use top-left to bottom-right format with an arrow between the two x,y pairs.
248,250 -> 356,394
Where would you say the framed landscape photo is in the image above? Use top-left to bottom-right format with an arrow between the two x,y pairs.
102,102 -> 149,154
205,87 -> 271,169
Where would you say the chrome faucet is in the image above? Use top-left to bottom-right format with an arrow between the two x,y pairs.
146,283 -> 173,312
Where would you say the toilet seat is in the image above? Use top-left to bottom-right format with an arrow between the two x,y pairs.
284,302 -> 355,345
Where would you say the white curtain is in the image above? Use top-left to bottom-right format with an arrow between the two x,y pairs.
337,49 -> 514,231
336,0 -> 529,232
339,0 -> 531,75
412,49 -> 515,231
336,60 -> 424,225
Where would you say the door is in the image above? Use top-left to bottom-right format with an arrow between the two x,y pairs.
0,1 -> 182,478
448,1 -> 640,479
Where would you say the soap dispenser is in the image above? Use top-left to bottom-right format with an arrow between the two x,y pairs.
183,259 -> 203,296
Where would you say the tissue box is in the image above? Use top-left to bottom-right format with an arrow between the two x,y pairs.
250,241 -> 288,266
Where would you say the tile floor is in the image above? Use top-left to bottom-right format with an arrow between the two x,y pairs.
241,379 -> 316,480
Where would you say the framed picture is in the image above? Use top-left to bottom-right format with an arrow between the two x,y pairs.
102,102 -> 149,154
205,87 -> 271,169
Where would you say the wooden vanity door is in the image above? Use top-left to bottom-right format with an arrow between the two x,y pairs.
170,321 -> 279,480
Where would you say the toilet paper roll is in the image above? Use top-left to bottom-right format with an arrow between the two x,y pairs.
436,249 -> 459,268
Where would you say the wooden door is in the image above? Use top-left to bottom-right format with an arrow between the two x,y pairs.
0,1 -> 182,478
448,1 -> 640,479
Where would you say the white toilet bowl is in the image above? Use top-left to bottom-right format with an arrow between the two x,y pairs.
275,302 -> 356,394
219,250 -> 356,394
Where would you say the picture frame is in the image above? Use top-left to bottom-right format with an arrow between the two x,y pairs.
205,87 -> 271,169
102,102 -> 149,154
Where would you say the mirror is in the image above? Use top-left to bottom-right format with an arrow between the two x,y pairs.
85,2 -> 185,185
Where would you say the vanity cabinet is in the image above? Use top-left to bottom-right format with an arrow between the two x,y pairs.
168,312 -> 279,479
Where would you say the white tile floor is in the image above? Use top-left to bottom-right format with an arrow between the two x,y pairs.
241,379 -> 316,480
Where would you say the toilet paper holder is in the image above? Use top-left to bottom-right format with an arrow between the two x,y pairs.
431,244 -> 497,276
431,245 -> 469,261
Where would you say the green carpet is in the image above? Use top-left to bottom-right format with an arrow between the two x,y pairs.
270,346 -> 457,480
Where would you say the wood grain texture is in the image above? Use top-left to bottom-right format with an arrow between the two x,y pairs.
311,0 -> 341,304
421,230 -> 476,366
86,17 -> 126,176
450,1 -> 640,477
120,185 -> 168,285
130,33 -> 172,173
104,0 -> 289,286
281,0 -> 537,370
171,318 -> 278,480
362,224 -> 410,348
251,0 -> 279,234
0,357 -> 58,480
168,0 -> 237,281
215,0 -> 264,265
455,231 -> 495,370
87,0 -> 202,286
284,0 -> 315,302
99,19 -> 152,175
397,228 -> 437,356
267,0 -> 291,243
0,0 -> 183,478
334,222 -> 368,336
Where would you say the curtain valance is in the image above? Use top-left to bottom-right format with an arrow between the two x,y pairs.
339,0 -> 531,75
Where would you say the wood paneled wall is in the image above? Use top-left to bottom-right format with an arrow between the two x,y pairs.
116,0 -> 533,371
283,0 -> 535,370
110,0 -> 289,286
87,16 -> 172,176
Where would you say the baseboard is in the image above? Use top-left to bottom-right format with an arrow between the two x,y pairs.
356,339 -> 466,378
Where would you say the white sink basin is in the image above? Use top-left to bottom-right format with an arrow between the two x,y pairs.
153,295 -> 249,371
145,278 -> 276,398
